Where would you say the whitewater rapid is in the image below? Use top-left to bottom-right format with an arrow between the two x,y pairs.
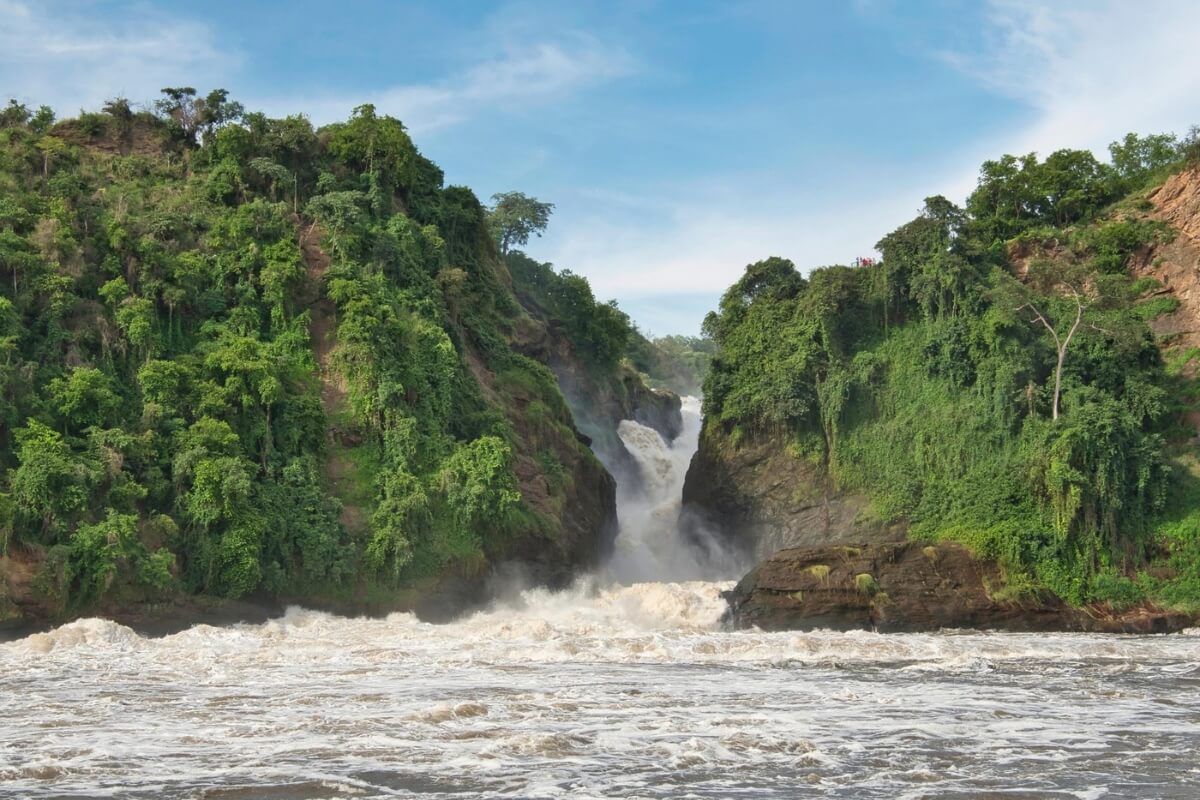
4,595 -> 1200,798
4,397 -> 1200,797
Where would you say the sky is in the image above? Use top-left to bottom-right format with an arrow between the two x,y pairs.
3,1 -> 1200,335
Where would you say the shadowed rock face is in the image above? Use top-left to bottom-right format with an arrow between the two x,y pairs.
723,542 -> 1194,634
681,432 -> 905,562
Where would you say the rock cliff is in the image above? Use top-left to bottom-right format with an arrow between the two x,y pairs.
724,542 -> 1194,633
681,430 -> 904,562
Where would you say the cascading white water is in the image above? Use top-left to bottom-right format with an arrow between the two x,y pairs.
606,396 -> 730,583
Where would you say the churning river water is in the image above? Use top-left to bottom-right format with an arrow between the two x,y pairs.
3,399 -> 1200,799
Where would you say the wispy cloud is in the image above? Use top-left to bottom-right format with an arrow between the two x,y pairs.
941,0 -> 1200,155
0,0 -> 631,136
260,35 -> 635,132
541,0 -> 1200,333
0,0 -> 233,112
543,173 -> 936,303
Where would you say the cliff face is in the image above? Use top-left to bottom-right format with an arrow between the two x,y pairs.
551,354 -> 682,472
511,302 -> 683,471
424,327 -> 618,621
1135,167 -> 1200,360
681,429 -> 904,562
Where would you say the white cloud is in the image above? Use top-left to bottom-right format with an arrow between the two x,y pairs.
0,1 -> 630,135
944,0 -> 1200,156
0,0 -> 233,113
540,173 -> 934,307
537,0 -> 1200,333
259,36 -> 634,133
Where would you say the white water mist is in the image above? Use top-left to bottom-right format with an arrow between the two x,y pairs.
607,396 -> 739,583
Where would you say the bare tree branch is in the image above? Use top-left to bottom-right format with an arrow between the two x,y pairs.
1017,302 -> 1061,347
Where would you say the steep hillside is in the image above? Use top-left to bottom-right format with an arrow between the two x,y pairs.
1133,168 -> 1200,373
0,94 -> 672,627
687,134 -> 1200,616
505,251 -> 682,470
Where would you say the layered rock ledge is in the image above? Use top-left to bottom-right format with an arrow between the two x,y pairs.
724,542 -> 1194,634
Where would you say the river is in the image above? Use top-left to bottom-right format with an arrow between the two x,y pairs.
3,399 -> 1199,798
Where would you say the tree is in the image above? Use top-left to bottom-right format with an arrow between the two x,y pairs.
48,367 -> 121,430
325,104 -> 417,206
1181,125 -> 1200,164
1108,132 -> 1179,186
155,87 -> 242,147
249,157 -> 296,208
1017,286 -> 1085,421
0,100 -> 29,129
197,89 -> 244,142
705,257 -> 804,341
966,153 -> 1040,241
28,105 -> 55,135
876,196 -> 978,322
1034,149 -> 1113,226
11,420 -> 95,535
156,87 -> 200,143
102,97 -> 134,153
487,192 -> 553,254
966,150 -> 1116,239
35,135 -> 68,183
0,229 -> 40,294
1008,260 -> 1118,421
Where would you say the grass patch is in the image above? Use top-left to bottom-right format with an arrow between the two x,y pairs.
806,564 -> 831,582
854,573 -> 879,596
1134,295 -> 1181,321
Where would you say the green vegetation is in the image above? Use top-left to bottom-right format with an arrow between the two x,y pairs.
507,252 -> 634,370
506,251 -> 712,393
487,192 -> 553,255
0,92 -> 646,615
630,334 -> 714,395
702,132 -> 1200,609
853,573 -> 879,596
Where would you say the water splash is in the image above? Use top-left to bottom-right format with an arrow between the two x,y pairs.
6,599 -> 1200,798
607,396 -> 738,583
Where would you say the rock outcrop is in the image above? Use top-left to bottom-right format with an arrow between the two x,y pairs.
724,542 -> 1194,634
681,431 -> 904,562
1133,166 -> 1200,355
512,314 -> 683,467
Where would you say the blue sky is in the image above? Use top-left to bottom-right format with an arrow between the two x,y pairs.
3,1 -> 1200,334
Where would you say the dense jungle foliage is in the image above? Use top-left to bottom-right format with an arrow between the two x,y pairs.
0,91 -> 668,614
702,130 -> 1200,609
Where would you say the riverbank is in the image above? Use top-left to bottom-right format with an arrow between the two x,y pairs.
723,541 -> 1197,634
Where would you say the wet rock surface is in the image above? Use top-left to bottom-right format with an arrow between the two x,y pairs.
724,541 -> 1195,634
681,432 -> 905,561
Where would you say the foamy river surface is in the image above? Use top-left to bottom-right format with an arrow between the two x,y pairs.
3,582 -> 1200,799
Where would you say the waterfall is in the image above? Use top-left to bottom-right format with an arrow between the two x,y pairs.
607,396 -> 736,583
